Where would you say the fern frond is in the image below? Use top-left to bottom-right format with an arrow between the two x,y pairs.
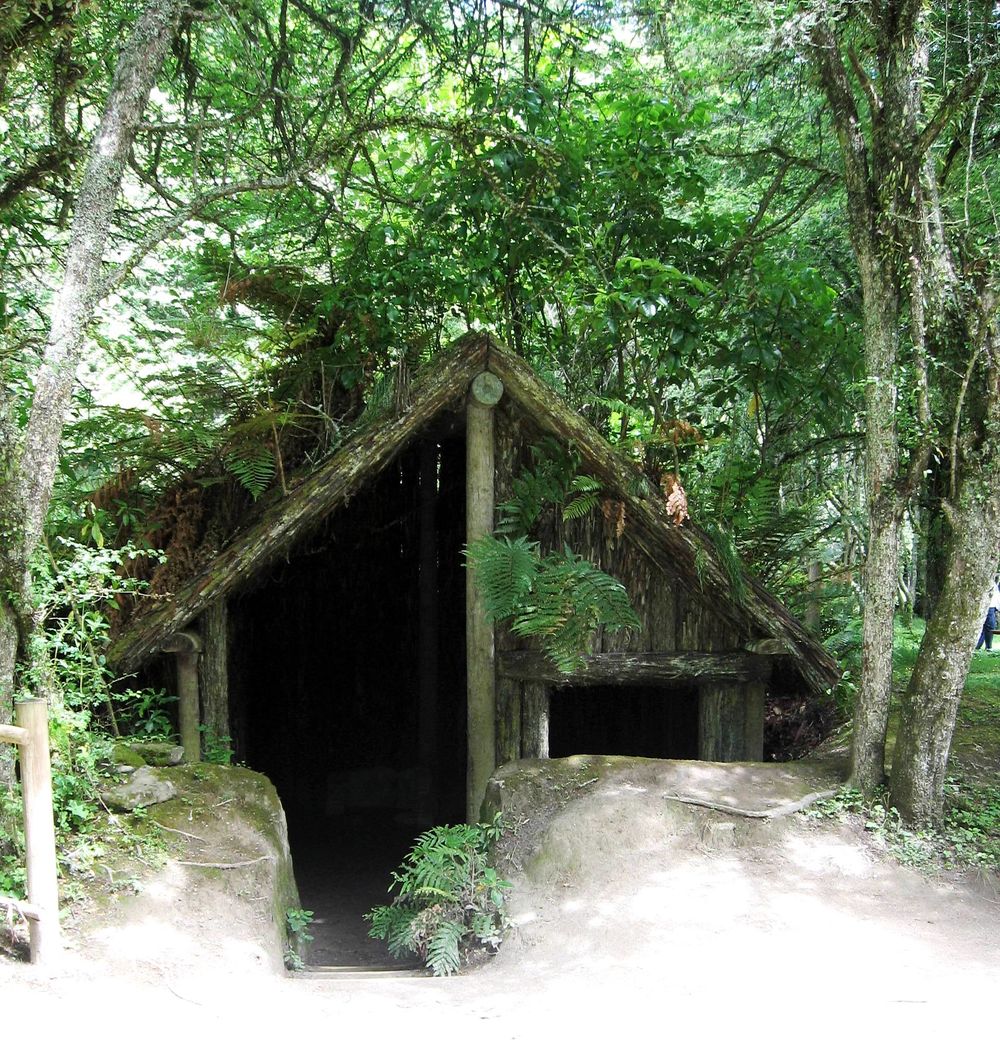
465,535 -> 538,621
562,491 -> 601,520
223,444 -> 275,499
366,904 -> 419,959
426,919 -> 464,976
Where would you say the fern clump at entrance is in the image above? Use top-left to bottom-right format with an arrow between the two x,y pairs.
365,815 -> 509,976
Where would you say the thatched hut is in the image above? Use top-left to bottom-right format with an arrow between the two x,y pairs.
110,333 -> 840,833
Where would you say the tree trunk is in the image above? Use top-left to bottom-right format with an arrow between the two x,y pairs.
890,475 -> 1000,821
0,0 -> 186,787
850,266 -> 901,795
0,605 -> 17,788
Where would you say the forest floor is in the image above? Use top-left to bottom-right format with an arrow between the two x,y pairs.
2,751 -> 998,1043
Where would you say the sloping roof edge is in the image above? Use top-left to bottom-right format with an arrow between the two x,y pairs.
110,333 -> 487,672
483,341 -> 841,695
110,332 -> 840,694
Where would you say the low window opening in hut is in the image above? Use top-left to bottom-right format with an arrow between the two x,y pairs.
230,433 -> 468,966
548,684 -> 699,760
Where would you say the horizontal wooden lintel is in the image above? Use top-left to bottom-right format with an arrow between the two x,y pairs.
497,651 -> 775,686
0,896 -> 44,921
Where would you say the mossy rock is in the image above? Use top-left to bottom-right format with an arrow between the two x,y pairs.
152,764 -> 301,962
112,743 -> 146,769
125,741 -> 184,766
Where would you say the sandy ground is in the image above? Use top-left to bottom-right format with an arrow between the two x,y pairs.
2,758 -> 999,1043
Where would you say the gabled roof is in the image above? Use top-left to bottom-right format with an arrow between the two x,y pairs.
110,332 -> 841,693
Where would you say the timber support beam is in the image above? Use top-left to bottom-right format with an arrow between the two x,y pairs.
498,651 -> 775,687
466,371 -> 504,821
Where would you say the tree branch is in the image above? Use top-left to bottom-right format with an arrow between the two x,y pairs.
915,67 -> 989,157
0,147 -> 74,210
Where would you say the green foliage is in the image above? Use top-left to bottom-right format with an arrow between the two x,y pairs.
284,907 -> 315,971
473,439 -> 639,670
0,788 -> 27,898
117,688 -> 176,739
224,444 -> 275,501
806,781 -> 1000,871
0,539 -> 172,902
467,536 -> 640,673
496,439 -> 601,536
366,815 -> 509,976
199,726 -> 234,766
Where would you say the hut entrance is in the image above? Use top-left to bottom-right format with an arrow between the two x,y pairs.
548,684 -> 699,760
229,432 -> 467,964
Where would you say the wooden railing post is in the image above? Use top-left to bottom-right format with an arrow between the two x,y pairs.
16,698 -> 61,963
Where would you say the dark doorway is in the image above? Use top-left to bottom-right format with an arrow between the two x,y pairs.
548,684 -> 699,760
229,432 -> 467,965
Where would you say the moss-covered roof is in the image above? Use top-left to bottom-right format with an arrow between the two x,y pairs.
109,332 -> 840,694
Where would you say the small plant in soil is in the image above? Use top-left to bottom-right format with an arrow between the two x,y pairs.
284,907 -> 314,970
366,814 -> 510,976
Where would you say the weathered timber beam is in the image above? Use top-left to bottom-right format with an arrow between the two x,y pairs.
745,638 -> 792,656
163,630 -> 202,763
498,651 -> 775,686
161,631 -> 202,655
0,723 -> 30,745
17,699 -> 60,962
466,371 -> 503,822
0,896 -> 45,921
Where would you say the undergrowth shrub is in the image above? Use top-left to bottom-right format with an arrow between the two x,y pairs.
1,538 -> 172,914
805,781 -> 1000,871
366,814 -> 510,976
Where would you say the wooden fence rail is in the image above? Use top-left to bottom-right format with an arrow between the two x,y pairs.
0,699 -> 60,963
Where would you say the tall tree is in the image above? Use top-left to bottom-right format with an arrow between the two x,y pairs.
806,0 -> 1000,817
0,0 -> 188,786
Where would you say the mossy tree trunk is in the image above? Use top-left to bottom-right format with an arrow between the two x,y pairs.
890,330 -> 1000,822
812,6 -> 999,819
890,487 -> 1000,820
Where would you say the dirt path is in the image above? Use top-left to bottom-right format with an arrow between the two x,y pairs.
3,758 -> 999,1040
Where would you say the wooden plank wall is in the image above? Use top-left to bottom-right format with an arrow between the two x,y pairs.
493,402 -> 751,658
492,401 -> 761,766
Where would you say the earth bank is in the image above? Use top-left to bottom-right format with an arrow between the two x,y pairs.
2,755 -> 999,1041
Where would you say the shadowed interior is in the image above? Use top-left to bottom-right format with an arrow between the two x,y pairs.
228,431 -> 467,964
548,684 -> 699,760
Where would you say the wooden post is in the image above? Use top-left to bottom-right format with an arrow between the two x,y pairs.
17,699 -> 61,964
743,682 -> 766,761
163,630 -> 202,763
418,440 -> 440,823
466,372 -> 503,822
496,676 -> 522,766
698,683 -> 746,761
521,682 -> 550,759
198,600 -> 230,747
